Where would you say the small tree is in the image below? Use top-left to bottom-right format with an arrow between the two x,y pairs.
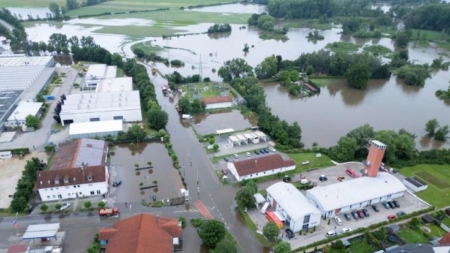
153,180 -> 158,185
84,201 -> 92,210
135,163 -> 139,169
263,221 -> 280,241
40,204 -> 48,212
213,144 -> 219,152
178,216 -> 186,228
199,219 -> 226,248
55,203 -> 61,211
25,114 -> 40,128
97,201 -> 106,208
273,241 -> 291,253
129,143 -> 135,150
147,161 -> 152,166
208,138 -> 215,145
425,119 -> 440,136
139,182 -> 144,187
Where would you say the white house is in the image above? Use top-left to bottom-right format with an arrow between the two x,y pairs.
227,154 -> 296,181
59,91 -> 142,126
5,102 -> 43,128
200,96 -> 233,110
85,64 -> 117,88
34,138 -> 110,201
266,182 -> 322,232
306,172 -> 406,218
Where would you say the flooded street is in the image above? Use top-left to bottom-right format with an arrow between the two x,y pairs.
111,143 -> 182,204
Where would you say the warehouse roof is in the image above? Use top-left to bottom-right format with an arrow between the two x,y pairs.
70,120 -> 123,136
0,90 -> 22,121
307,173 -> 406,212
85,64 -> 116,80
0,55 -> 53,67
95,77 -> 133,93
267,182 -> 321,221
0,65 -> 45,90
22,223 -> 59,240
232,154 -> 296,177
7,102 -> 43,121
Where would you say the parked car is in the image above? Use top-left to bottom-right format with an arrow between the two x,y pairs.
393,200 -> 400,208
334,216 -> 343,225
383,202 -> 391,209
112,180 -> 122,187
260,149 -> 266,154
60,202 -> 71,211
319,175 -> 328,182
396,211 -> 406,217
362,209 -> 370,217
351,211 -> 359,220
285,228 -> 295,239
233,154 -> 239,159
388,214 -> 396,220
223,157 -> 229,162
372,205 -> 380,212
344,213 -> 351,221
246,152 -> 250,157
341,228 -> 351,234
326,230 -> 337,237
254,150 -> 260,155
356,210 -> 364,219
263,149 -> 269,153
282,175 -> 291,182
268,147 -> 276,152
388,201 -> 396,209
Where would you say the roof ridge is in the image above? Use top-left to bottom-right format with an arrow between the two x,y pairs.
70,139 -> 82,168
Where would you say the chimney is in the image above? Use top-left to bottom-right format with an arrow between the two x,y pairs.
365,140 -> 387,177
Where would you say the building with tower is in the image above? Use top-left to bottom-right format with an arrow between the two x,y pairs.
305,140 -> 407,218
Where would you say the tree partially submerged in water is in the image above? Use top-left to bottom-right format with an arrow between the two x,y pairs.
207,23 -> 231,33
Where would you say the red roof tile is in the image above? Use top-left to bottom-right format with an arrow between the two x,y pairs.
34,165 -> 106,190
101,214 -> 182,253
200,96 -> 233,104
232,154 -> 296,177
439,232 -> 450,245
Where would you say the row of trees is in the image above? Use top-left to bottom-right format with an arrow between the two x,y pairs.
404,4 -> 450,33
10,158 -> 44,212
425,119 -> 449,142
0,8 -> 28,51
207,23 -> 232,33
177,97 -> 206,114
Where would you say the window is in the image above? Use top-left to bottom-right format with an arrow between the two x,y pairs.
88,184 -> 93,186
54,180 -> 59,184
303,215 -> 310,224
52,195 -> 55,198
64,178 -> 69,183
47,196 -> 50,199
65,186 -> 69,189
78,185 -> 80,188
113,116 -> 123,120
68,193 -> 71,196
90,117 -> 100,122
90,191 -> 95,195
79,192 -> 82,195
87,176 -> 92,181
57,194 -> 62,199
73,186 -> 76,188
51,188 -> 53,191
56,188 -> 59,190
96,190 -> 101,194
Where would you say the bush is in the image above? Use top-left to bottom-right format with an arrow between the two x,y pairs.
191,218 -> 205,228
179,216 -> 186,228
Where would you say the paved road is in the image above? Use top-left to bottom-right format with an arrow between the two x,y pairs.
146,65 -> 264,253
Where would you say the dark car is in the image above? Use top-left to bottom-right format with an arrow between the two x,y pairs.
393,200 -> 400,208
285,228 -> 294,239
351,211 -> 359,220
356,210 -> 365,219
362,209 -> 370,217
112,180 -> 122,187
254,150 -> 260,155
283,175 -> 291,182
388,201 -> 396,209
152,195 -> 157,201
260,149 -> 266,154
396,211 -> 406,217
344,213 -> 351,221
319,175 -> 328,182
263,149 -> 269,153
383,202 -> 391,209
372,205 -> 380,212
223,157 -> 229,162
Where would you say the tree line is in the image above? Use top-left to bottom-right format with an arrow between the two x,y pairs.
404,4 -> 450,33
0,8 -> 28,52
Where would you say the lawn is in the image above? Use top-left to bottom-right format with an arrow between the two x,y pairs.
397,227 -> 429,243
282,19 -> 333,30
184,82 -> 224,100
349,240 -> 376,253
131,41 -> 164,55
427,224 -> 447,238
0,0 -> 66,7
326,42 -> 360,53
411,29 -> 450,42
117,68 -> 124,77
309,77 -> 345,87
399,164 -> 450,208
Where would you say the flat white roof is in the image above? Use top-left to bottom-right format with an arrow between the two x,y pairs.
86,64 -> 107,80
95,77 -> 133,93
254,131 -> 267,138
0,65 -> 45,90
216,128 -> 234,134
267,182 -> 321,221
244,133 -> 255,139
371,140 -> 386,147
105,66 -> 117,78
7,102 -> 43,121
70,120 -> 123,135
0,56 -> 53,67
22,223 -> 60,239
229,136 -> 239,142
60,91 -> 141,113
307,173 -> 406,212
235,134 -> 247,141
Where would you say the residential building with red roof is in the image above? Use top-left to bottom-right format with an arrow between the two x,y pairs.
227,154 -> 296,181
200,96 -> 233,110
34,138 -> 109,202
98,213 -> 182,253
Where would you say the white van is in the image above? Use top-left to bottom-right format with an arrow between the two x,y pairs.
326,230 -> 337,237
334,216 -> 343,225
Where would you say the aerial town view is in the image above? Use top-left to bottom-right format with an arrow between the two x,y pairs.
0,0 -> 450,253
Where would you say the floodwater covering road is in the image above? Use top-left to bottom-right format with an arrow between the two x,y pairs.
146,65 -> 264,253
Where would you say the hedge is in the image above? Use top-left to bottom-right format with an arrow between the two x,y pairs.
292,206 -> 435,252
0,147 -> 30,155
44,145 -> 55,152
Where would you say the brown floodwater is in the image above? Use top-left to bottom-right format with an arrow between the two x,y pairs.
110,142 -> 182,203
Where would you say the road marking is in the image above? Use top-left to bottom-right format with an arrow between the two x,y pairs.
194,200 -> 214,219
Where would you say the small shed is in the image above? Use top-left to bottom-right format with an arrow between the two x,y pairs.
235,134 -> 248,145
244,133 -> 257,144
422,214 -> 436,224
228,136 -> 240,146
403,176 -> 428,192
254,131 -> 267,142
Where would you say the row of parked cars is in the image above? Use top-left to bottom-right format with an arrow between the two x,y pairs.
223,147 -> 277,162
335,200 -> 403,224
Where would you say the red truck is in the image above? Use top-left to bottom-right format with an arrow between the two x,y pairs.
98,207 -> 119,217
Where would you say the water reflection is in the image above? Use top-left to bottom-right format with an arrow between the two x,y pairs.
185,3 -> 266,14
207,32 -> 232,40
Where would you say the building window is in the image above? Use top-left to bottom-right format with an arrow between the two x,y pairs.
64,179 -> 69,183
303,215 -> 310,224
65,186 -> 69,189
90,117 -> 100,122
90,191 -> 94,195
96,190 -> 101,194
51,188 -> 53,191
113,116 -> 123,120
89,184 -> 93,186
47,196 -> 50,199
87,176 -> 92,181
73,186 -> 76,188
56,188 -> 59,190
57,194 -> 62,199
79,192 -> 82,195
52,195 -> 55,198
78,185 -> 80,188
68,193 -> 71,196
54,180 -> 59,184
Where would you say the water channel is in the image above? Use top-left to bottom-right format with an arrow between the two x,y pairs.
19,3 -> 450,149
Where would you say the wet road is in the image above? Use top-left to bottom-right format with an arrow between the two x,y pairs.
146,65 -> 263,253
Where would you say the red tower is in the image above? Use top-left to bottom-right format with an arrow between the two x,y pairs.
364,140 -> 387,177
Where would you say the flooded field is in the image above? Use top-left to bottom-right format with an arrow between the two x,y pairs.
186,3 -> 266,14
191,109 -> 255,135
110,142 -> 183,203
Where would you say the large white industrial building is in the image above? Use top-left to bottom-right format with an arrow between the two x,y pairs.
5,102 -> 43,128
59,91 -> 142,126
306,172 -> 406,218
95,77 -> 133,93
84,64 -> 117,87
266,182 -> 322,232
69,120 -> 124,139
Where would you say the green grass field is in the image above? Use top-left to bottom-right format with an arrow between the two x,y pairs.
309,77 -> 345,87
326,42 -> 360,53
399,164 -> 450,208
282,19 -> 333,30
349,240 -> 376,253
397,227 -> 429,243
131,41 -> 163,55
184,82 -> 224,100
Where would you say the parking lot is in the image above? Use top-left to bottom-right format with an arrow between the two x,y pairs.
250,163 -> 431,248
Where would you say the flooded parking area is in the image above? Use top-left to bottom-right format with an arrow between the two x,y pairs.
109,142 -> 183,204
191,110 -> 255,135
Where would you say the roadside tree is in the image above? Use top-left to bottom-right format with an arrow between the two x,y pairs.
263,221 -> 280,241
425,119 -> 440,136
84,201 -> 92,210
235,185 -> 256,208
97,201 -> 106,208
273,241 -> 291,253
55,203 -> 62,211
178,97 -> 191,113
213,239 -> 236,253
25,115 -> 40,128
199,219 -> 226,248
213,144 -> 219,152
40,204 -> 48,212
148,109 -> 168,130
